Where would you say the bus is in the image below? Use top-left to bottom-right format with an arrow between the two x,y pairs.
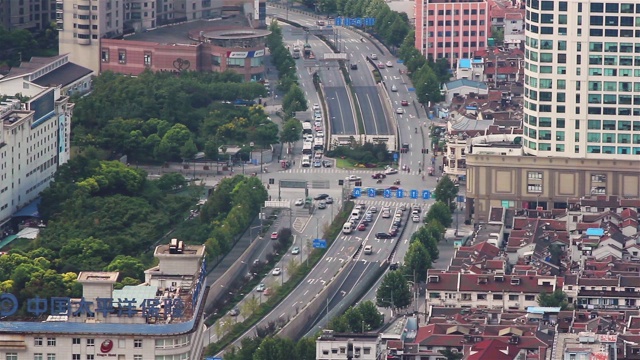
302,122 -> 312,134
302,141 -> 313,155
313,138 -> 324,151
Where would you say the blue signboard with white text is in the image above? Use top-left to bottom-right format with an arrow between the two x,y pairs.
410,190 -> 418,199
353,187 -> 361,198
384,189 -> 392,198
313,239 -> 327,248
335,17 -> 376,27
368,188 -> 376,197
396,189 -> 404,198
422,190 -> 431,200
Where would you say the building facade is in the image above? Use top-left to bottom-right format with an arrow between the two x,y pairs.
0,0 -> 56,30
0,241 -> 208,360
415,0 -> 489,65
523,0 -> 640,158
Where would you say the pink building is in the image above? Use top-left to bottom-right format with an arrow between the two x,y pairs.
415,0 -> 489,66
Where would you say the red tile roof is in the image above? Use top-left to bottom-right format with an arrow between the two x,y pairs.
467,339 -> 521,360
425,271 -> 561,293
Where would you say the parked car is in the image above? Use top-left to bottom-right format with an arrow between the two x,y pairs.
412,215 -> 421,222
313,103 -> 320,111
322,160 -> 332,167
270,232 -> 279,240
229,307 -> 240,316
313,160 -> 322,168
256,283 -> 266,292
314,194 -> 330,200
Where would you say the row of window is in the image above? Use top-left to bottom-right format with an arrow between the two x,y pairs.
35,337 -> 143,348
427,30 -> 486,37
524,139 -> 640,155
427,8 -> 486,16
426,19 -> 485,26
427,41 -> 486,48
430,292 -> 537,301
586,133 -> 640,144
11,355 -> 145,360
100,49 -> 153,66
211,56 -> 264,68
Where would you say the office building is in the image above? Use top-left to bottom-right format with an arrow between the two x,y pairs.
57,0 -> 266,74
0,240 -> 208,360
0,0 -> 56,31
0,54 -> 86,228
415,0 -> 489,65
464,0 -> 640,222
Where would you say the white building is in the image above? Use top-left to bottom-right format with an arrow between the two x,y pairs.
316,331 -> 380,360
442,79 -> 489,104
0,240 -> 207,360
0,55 -> 82,227
523,0 -> 640,158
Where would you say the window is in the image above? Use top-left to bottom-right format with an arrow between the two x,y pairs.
101,49 -> 109,62
73,338 -> 81,345
134,339 -> 143,348
87,339 -> 94,346
6,354 -> 17,360
34,337 -> 43,346
118,50 -> 126,64
508,295 -> 518,301
134,356 -> 142,360
86,356 -> 94,360
493,294 -> 503,300
34,355 -> 43,360
528,171 -> 543,180
144,53 -> 152,66
47,355 -> 55,360
73,356 -> 80,360
47,338 -> 56,346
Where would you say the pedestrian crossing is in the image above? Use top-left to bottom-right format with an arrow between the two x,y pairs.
280,167 -> 423,176
353,199 -> 433,210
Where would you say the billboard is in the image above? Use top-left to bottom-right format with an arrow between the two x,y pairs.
227,50 -> 265,58
29,89 -> 55,128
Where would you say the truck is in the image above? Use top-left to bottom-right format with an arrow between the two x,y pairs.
303,44 -> 312,58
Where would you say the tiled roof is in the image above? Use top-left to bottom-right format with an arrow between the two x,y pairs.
467,339 -> 521,360
425,271 -> 560,293
32,62 -> 93,88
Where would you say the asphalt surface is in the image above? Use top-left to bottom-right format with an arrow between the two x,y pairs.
324,87 -> 357,135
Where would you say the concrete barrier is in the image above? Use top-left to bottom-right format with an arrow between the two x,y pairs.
277,253 -> 357,339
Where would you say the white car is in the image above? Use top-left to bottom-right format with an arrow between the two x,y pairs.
313,103 -> 320,111
316,130 -> 324,137
371,54 -> 378,60
314,110 -> 322,117
386,61 -> 393,67
256,283 -> 266,292
304,134 -> 314,141
384,168 -> 398,175
295,198 -> 304,206
272,268 -> 282,276
412,215 -> 421,223
314,115 -> 322,122
291,246 -> 300,255
346,175 -> 361,181
314,121 -> 322,127
391,84 -> 398,92
396,107 -> 404,114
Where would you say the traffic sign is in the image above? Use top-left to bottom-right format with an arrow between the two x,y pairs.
384,189 -> 392,198
410,189 -> 418,199
313,239 -> 327,248
457,195 -> 465,203
353,187 -> 361,197
393,152 -> 398,161
408,87 -> 415,92
368,188 -> 376,197
396,189 -> 404,198
397,59 -> 404,64
422,190 -> 431,200
334,17 -> 342,26
355,18 -> 362,26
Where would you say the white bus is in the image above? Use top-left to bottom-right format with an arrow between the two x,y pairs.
302,122 -> 312,134
313,138 -> 324,151
302,141 -> 313,155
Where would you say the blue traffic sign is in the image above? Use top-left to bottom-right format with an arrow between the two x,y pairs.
422,190 -> 431,200
397,59 -> 404,64
457,195 -> 465,203
313,238 -> 327,248
334,17 -> 342,26
384,189 -> 392,198
355,18 -> 362,26
396,189 -> 404,198
353,187 -> 361,198
393,152 -> 398,161
368,188 -> 376,198
408,87 -> 415,92
410,189 -> 418,199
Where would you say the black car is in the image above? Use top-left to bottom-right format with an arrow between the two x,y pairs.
375,232 -> 392,239
314,194 -> 330,200
371,173 -> 386,179
350,63 -> 358,70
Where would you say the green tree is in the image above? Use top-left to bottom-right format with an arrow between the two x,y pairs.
439,349 -> 464,360
492,27 -> 504,43
537,289 -> 570,309
59,237 -> 111,273
180,138 -> 198,160
156,173 -> 186,192
357,300 -> 383,330
223,337 -> 262,360
294,337 -> 316,360
104,255 -> 145,280
280,118 -> 302,144
404,241 -> 432,283
282,84 -> 307,115
344,306 -> 365,332
425,202 -> 453,228
434,176 -> 459,211
376,270 -> 412,310
253,337 -> 295,360
328,314 -> 350,332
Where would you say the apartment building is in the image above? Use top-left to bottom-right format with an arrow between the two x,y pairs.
415,0 -> 490,65
0,0 -> 56,30
0,241 -> 208,360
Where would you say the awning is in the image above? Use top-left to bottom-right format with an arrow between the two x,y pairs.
12,198 -> 41,218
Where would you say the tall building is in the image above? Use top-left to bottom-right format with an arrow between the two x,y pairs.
0,54 -> 89,228
463,0 -> 640,222
57,0 -> 266,74
0,0 -> 57,31
415,0 -> 489,65
522,0 -> 640,158
0,240 -> 208,360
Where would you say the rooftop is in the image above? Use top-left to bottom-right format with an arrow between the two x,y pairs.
124,17 -> 250,44
32,62 -> 93,88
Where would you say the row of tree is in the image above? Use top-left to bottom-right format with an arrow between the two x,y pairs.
71,70 -> 279,163
224,336 -> 315,360
327,300 -> 384,333
0,23 -> 58,68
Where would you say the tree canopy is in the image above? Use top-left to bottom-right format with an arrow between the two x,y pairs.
424,202 -> 453,229
71,70 -> 277,162
327,300 -> 384,333
434,176 -> 459,211
537,290 -> 570,310
376,271 -> 412,309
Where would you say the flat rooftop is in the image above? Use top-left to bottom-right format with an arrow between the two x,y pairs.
78,271 -> 119,282
124,17 -> 250,44
155,243 -> 206,256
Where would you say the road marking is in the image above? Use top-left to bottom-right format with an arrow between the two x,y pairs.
303,290 -> 309,296
324,267 -> 328,273
341,246 -> 345,251
280,313 -> 286,318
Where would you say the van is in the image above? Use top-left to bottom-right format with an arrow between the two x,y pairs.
364,245 -> 373,255
342,222 -> 354,234
301,155 -> 311,167
351,210 -> 361,219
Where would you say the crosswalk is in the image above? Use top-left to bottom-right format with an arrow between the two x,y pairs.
280,167 -> 423,176
353,199 -> 433,210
